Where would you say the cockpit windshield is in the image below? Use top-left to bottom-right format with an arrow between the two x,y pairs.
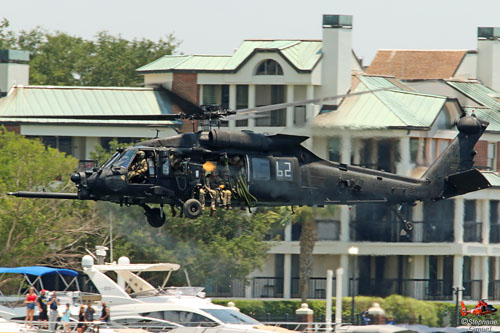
114,150 -> 137,169
102,152 -> 120,169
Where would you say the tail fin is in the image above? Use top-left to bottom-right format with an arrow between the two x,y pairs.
422,115 -> 491,200
461,301 -> 468,317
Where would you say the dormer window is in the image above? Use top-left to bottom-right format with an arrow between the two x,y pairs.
255,59 -> 283,75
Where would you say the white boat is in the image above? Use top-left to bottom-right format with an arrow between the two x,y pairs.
0,254 -> 293,332
81,255 -> 269,329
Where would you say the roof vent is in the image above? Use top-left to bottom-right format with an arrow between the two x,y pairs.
322,15 -> 352,29
478,27 -> 500,40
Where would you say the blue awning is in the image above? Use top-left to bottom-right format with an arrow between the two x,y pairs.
0,266 -> 78,277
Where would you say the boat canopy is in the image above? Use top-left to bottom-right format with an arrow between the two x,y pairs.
0,267 -> 80,296
0,266 -> 78,277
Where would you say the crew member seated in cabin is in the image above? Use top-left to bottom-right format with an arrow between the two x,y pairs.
127,151 -> 148,183
170,153 -> 183,173
229,155 -> 244,170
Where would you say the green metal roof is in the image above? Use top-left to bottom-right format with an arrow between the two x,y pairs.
137,40 -> 322,73
464,107 -> 500,132
314,75 -> 447,130
0,86 -> 179,126
446,81 -> 500,111
481,172 -> 500,187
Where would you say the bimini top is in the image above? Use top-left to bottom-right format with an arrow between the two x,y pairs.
0,266 -> 78,277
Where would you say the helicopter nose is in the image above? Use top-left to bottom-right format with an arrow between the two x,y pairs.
71,172 -> 81,183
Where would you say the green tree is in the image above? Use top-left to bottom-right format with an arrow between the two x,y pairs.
29,32 -> 93,86
0,18 -> 180,87
0,129 -> 107,272
293,207 -> 317,303
96,203 -> 286,289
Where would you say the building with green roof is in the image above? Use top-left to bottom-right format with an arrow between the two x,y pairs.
138,15 -> 362,131
0,84 -> 179,160
136,15 -> 500,303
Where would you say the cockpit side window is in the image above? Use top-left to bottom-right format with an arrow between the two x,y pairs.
114,150 -> 136,168
251,157 -> 270,181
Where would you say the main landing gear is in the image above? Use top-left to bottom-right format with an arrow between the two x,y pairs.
183,199 -> 202,219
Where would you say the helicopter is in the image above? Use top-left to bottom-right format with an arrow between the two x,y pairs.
461,300 -> 497,316
6,86 -> 492,228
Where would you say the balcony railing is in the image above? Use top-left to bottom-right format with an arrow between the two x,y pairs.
291,277 -> 331,299
463,280 -> 482,300
490,224 -> 500,243
463,221 -> 482,242
350,220 -> 404,242
207,278 -> 487,300
350,220 -> 454,243
253,277 -> 283,298
489,280 -> 500,299
356,278 -> 453,300
412,221 -> 454,242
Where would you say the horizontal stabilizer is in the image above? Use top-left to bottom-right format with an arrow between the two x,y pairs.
442,169 -> 491,198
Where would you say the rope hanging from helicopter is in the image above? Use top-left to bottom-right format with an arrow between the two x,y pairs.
220,152 -> 257,208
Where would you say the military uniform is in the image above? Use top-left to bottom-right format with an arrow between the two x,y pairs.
219,184 -> 232,209
199,174 -> 217,210
128,156 -> 148,182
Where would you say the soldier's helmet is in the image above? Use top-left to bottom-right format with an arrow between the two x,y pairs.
137,151 -> 146,158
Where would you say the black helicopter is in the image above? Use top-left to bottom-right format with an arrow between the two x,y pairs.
7,87 -> 492,228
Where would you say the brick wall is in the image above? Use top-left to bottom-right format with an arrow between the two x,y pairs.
3,125 -> 20,134
172,73 -> 199,133
497,143 -> 500,172
474,140 -> 488,169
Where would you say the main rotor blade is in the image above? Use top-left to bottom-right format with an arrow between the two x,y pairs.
226,88 -> 390,119
0,114 -> 181,121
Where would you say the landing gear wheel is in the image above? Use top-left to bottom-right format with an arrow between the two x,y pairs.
404,220 -> 414,231
143,205 -> 166,228
183,199 -> 202,219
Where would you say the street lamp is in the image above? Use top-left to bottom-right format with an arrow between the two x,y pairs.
452,286 -> 465,327
348,246 -> 359,325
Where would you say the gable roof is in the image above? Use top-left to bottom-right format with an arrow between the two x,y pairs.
446,80 -> 500,111
366,50 -> 471,80
137,40 -> 323,73
0,85 -> 179,126
313,75 -> 447,130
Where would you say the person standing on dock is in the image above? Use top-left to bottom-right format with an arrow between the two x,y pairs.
48,291 -> 60,331
99,301 -> 110,324
24,287 -> 36,328
60,303 -> 71,333
37,289 -> 48,329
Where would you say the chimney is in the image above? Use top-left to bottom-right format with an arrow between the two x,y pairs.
320,14 -> 353,104
477,27 -> 500,92
0,49 -> 29,97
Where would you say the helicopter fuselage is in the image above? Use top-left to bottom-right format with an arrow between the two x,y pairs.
9,115 -> 492,227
